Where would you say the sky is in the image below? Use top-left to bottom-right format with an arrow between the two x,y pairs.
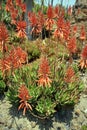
53,0 -> 76,7
35,0 -> 76,7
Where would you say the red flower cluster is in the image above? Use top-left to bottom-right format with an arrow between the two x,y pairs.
28,12 -> 42,35
67,6 -> 72,16
45,6 -> 54,30
79,45 -> 87,69
81,45 -> 87,60
72,25 -> 78,34
54,17 -> 70,40
0,57 -> 10,74
15,0 -> 22,6
64,67 -> 75,83
0,23 -> 8,43
27,5 -> 73,39
0,23 -> 8,52
16,20 -> 27,38
80,25 -> 86,40
54,6 -> 59,18
67,37 -> 77,54
9,46 -> 27,68
18,85 -> 32,115
0,46 -> 27,74
38,57 -> 52,87
6,0 -> 26,25
47,5 -> 54,19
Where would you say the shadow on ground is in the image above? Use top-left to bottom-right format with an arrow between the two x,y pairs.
8,104 -> 74,130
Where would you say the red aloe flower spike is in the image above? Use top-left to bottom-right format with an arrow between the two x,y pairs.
45,5 -> 55,31
79,59 -> 87,69
16,20 -> 27,38
72,25 -> 78,34
16,0 -> 22,6
28,12 -> 42,35
38,57 -> 52,87
5,0 -> 13,11
54,17 -> 70,40
16,47 -> 27,64
18,85 -> 32,115
0,41 -> 8,52
11,10 -> 18,25
9,46 -> 27,69
38,11 -> 45,27
80,25 -> 86,40
54,29 -> 60,38
54,6 -> 59,18
68,6 -> 72,16
63,21 -> 71,41
79,45 -> 87,69
45,18 -> 54,31
64,66 -> 75,83
28,12 -> 38,27
0,57 -> 11,75
81,45 -> 87,60
0,23 -> 8,43
20,3 -> 26,13
47,5 -> 54,19
67,37 -> 77,54
8,47 -> 19,69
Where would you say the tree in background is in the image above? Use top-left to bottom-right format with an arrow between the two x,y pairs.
51,0 -> 54,6
25,0 -> 33,39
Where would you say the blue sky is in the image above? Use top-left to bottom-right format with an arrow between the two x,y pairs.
35,0 -> 76,7
53,0 -> 76,7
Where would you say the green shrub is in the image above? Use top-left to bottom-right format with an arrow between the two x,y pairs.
7,58 -> 83,118
81,125 -> 87,130
0,72 -> 6,94
21,41 -> 41,62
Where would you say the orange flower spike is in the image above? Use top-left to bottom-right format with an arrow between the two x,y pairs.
45,5 -> 55,30
5,0 -> 13,12
79,45 -> 87,69
20,3 -> 26,13
38,57 -> 52,87
54,6 -> 59,18
68,6 -> 72,16
38,11 -> 45,27
56,17 -> 64,29
0,57 -> 11,75
8,47 -> 19,69
45,18 -> 54,31
28,12 -> 38,27
16,47 -> 27,64
72,25 -> 78,34
80,25 -> 86,40
79,59 -> 87,69
0,2 -> 2,10
47,5 -> 54,19
16,20 -> 27,38
18,85 -> 32,115
81,45 -> 87,60
64,67 -> 75,83
0,23 -> 8,43
67,37 -> 77,54
16,0 -> 22,6
18,85 -> 30,100
38,57 -> 50,77
53,29 -> 60,38
9,46 -> 27,69
11,9 -> 18,20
